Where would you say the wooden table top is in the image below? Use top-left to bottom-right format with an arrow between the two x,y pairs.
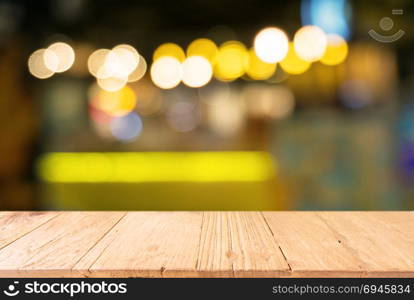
0,211 -> 413,278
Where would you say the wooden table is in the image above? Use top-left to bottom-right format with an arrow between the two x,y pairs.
0,211 -> 413,278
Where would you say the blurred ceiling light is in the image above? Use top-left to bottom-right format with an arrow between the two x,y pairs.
47,42 -> 75,72
28,49 -> 56,79
214,41 -> 247,81
182,56 -> 213,88
37,151 -> 276,183
150,56 -> 182,89
243,84 -> 295,119
167,101 -> 200,132
110,112 -> 143,142
186,38 -> 218,63
97,76 -> 128,92
294,25 -> 327,62
92,85 -> 137,117
153,43 -> 185,62
88,49 -> 111,77
128,55 -> 147,82
244,48 -> 277,80
254,27 -> 289,63
279,42 -> 311,74
320,34 -> 348,66
301,0 -> 351,40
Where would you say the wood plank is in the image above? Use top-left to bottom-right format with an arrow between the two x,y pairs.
262,212 -> 365,277
0,212 -> 125,277
196,212 -> 290,277
317,211 -> 414,277
74,212 -> 203,277
0,212 -> 59,250
0,211 -> 413,278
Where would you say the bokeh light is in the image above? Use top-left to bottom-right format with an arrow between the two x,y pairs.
47,42 -> 75,73
167,101 -> 200,132
294,25 -> 327,62
214,41 -> 248,81
110,112 -> 143,142
128,55 -> 147,82
198,80 -> 231,105
208,91 -> 245,136
109,44 -> 140,76
150,56 -> 182,89
244,48 -> 277,80
97,76 -> 128,92
153,43 -> 185,62
90,85 -> 137,117
132,79 -> 163,116
254,27 -> 289,63
186,38 -> 218,63
279,42 -> 311,74
182,56 -> 213,88
43,48 -> 59,73
28,49 -> 56,79
320,34 -> 348,66
243,84 -> 295,119
87,49 -> 111,78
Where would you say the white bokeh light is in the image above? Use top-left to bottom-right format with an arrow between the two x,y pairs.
293,25 -> 327,62
150,57 -> 182,89
47,42 -> 75,72
254,27 -> 289,63
182,56 -> 212,88
28,49 -> 56,79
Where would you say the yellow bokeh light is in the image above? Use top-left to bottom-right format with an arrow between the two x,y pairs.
294,25 -> 327,62
182,56 -> 213,88
320,34 -> 348,66
47,42 -> 75,73
88,49 -> 111,77
150,56 -> 182,89
279,42 -> 311,75
128,55 -> 147,82
214,41 -> 248,81
254,27 -> 289,63
244,49 -> 277,80
186,38 -> 218,63
92,85 -> 137,117
153,43 -> 185,62
28,49 -> 56,79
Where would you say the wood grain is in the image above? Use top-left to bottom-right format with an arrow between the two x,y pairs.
74,212 -> 203,277
0,212 -> 125,277
196,212 -> 289,277
0,211 -> 413,277
317,211 -> 414,277
0,212 -> 59,250
262,212 -> 365,277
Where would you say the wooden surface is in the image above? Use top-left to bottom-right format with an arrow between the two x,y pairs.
0,211 -> 413,278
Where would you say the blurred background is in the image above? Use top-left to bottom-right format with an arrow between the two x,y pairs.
1,0 -> 414,210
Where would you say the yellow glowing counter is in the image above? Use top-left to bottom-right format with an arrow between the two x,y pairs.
37,152 -> 288,210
